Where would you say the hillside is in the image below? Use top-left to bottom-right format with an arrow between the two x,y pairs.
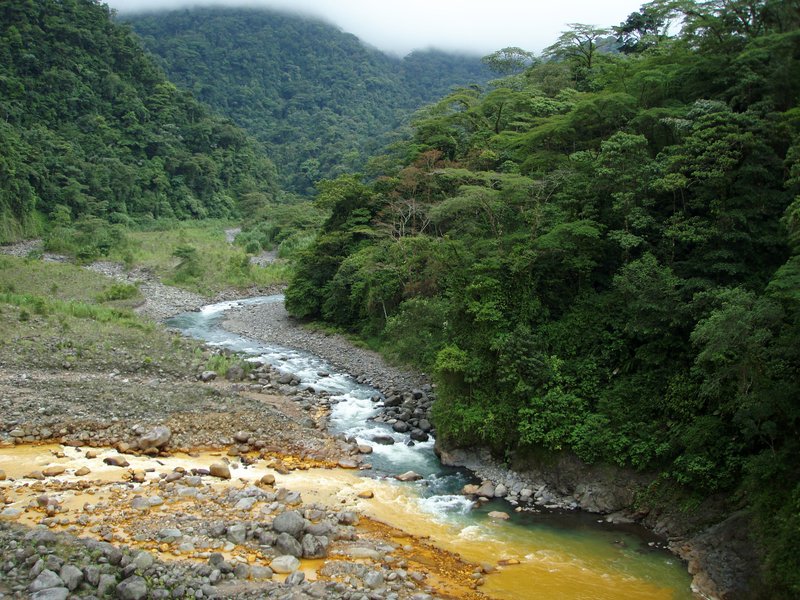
284,3 -> 800,596
124,7 -> 492,195
0,0 -> 277,247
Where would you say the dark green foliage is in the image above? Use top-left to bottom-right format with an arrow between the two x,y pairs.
286,4 -> 800,593
124,7 -> 491,195
0,0 -> 277,244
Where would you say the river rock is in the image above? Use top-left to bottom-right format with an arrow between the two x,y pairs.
410,429 -> 429,442
273,510 -> 305,538
138,425 -> 172,450
29,570 -> 64,592
209,462 -> 231,479
357,444 -> 373,454
358,490 -> 375,499
226,523 -> 247,544
59,565 -> 83,590
259,473 -> 276,486
270,555 -> 300,574
74,466 -> 91,476
0,507 -> 23,521
462,484 -> 480,496
116,575 -> 148,600
395,471 -> 423,482
392,421 -> 410,433
42,465 -> 66,477
488,511 -> 510,520
476,481 -> 495,498
133,551 -> 154,572
226,364 -> 245,381
364,571 -> 385,589
0,469 -> 5,480
371,435 -> 395,445
276,532 -> 302,557
494,484 -> 508,498
31,589 -> 69,600
301,534 -> 329,559
200,371 -> 217,382
337,458 -> 359,469
103,455 -> 129,468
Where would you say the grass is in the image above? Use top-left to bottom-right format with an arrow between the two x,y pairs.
0,255 -> 143,308
110,220 -> 292,295
0,255 -> 207,376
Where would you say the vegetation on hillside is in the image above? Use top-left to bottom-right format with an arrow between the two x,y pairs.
125,7 -> 491,195
285,1 -> 800,595
0,0 -> 278,247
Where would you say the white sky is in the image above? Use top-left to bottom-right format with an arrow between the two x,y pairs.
107,0 -> 645,56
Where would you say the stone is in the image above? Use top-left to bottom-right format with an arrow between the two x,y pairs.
200,371 -> 217,382
344,547 -> 381,560
276,532 -> 303,557
409,430 -> 429,442
0,507 -> 22,521
0,469 -> 5,480
270,555 -> 300,574
371,435 -> 395,445
357,490 -> 375,499
209,462 -> 231,479
337,458 -> 359,469
418,419 -> 432,432
226,524 -> 247,545
357,445 -> 373,454
476,481 -> 495,498
29,570 -> 64,592
462,484 -> 480,496
138,426 -> 172,450
74,466 -> 91,476
234,497 -> 257,511
395,471 -> 423,482
103,455 -> 129,468
59,564 -> 83,590
158,528 -> 182,542
31,589 -> 69,600
301,534 -> 329,559
226,365 -> 245,382
364,571 -> 385,589
259,473 -> 276,486
272,510 -> 306,538
25,470 -> 45,480
487,511 -> 510,520
337,511 -> 359,526
97,573 -> 117,596
494,484 -> 508,498
116,575 -> 148,600
133,551 -> 154,572
250,566 -> 273,580
392,421 -> 409,434
42,465 -> 66,477
285,571 -> 305,585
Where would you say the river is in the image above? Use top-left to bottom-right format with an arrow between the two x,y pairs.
166,295 -> 696,600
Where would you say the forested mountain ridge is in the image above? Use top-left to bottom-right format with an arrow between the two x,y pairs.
124,7 -> 492,195
285,1 -> 800,596
0,0 -> 277,248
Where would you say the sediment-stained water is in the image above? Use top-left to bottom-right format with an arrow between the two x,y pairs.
163,296 -> 695,599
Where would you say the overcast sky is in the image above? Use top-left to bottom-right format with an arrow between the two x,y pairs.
107,0 -> 645,56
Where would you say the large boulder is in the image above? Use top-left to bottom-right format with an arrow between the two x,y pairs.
138,426 -> 172,451
272,510 -> 306,539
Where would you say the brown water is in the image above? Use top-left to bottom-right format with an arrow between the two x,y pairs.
0,445 -> 694,599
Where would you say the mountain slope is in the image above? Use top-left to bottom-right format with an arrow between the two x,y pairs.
0,0 -> 277,244
125,8 -> 492,194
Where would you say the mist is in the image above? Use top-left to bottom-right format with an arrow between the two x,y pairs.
106,0 -> 645,56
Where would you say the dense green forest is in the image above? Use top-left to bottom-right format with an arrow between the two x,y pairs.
285,1 -> 800,595
125,8 -> 491,195
0,0 -> 277,250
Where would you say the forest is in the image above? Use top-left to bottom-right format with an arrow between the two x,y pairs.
284,1 -> 800,595
125,8 -> 492,195
0,0 -> 277,254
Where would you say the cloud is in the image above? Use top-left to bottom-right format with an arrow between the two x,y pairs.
107,0 -> 644,56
